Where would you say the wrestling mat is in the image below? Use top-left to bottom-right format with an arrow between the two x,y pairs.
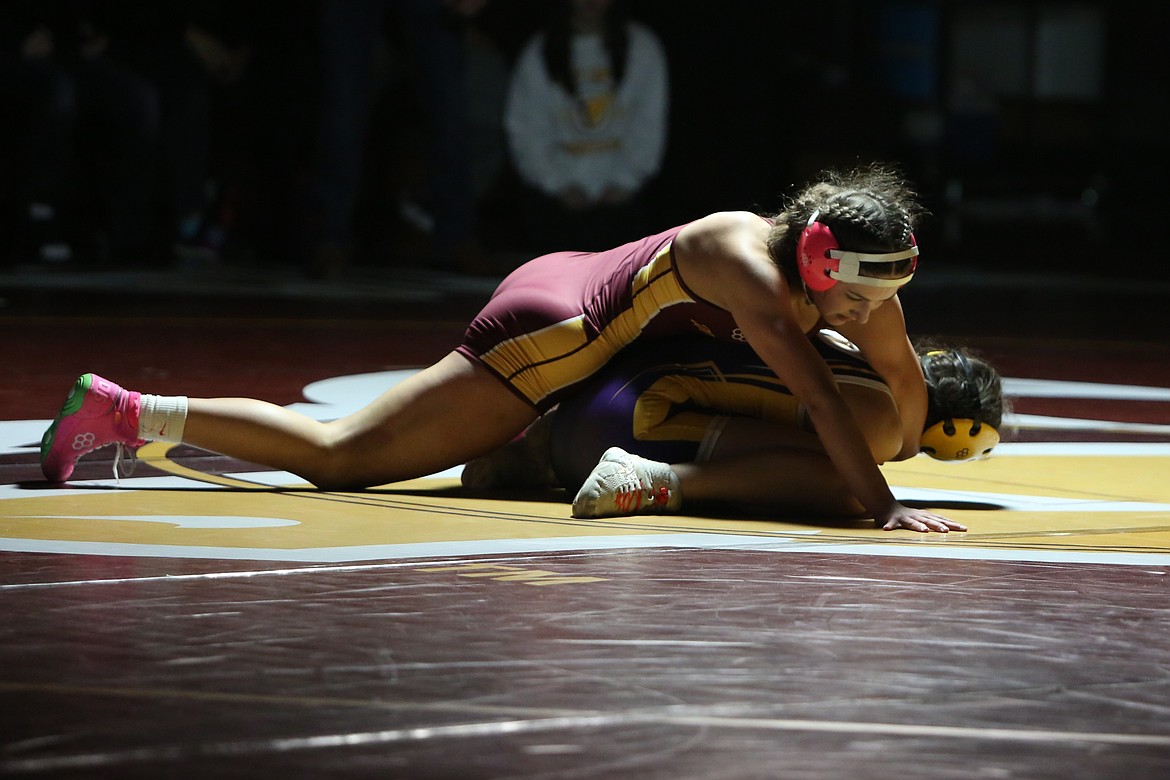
5,368 -> 1169,568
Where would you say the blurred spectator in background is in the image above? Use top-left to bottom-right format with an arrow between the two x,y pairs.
308,0 -> 491,279
0,0 -> 158,267
504,0 -> 668,254
104,0 -> 253,267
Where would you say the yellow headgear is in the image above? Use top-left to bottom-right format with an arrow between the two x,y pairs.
920,418 -> 1000,461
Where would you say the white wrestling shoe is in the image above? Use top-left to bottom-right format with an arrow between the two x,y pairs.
572,447 -> 682,518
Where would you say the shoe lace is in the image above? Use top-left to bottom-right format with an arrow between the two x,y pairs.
612,484 -> 643,513
112,443 -> 139,482
610,463 -> 672,513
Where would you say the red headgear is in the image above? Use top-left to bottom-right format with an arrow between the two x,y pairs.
797,211 -> 919,291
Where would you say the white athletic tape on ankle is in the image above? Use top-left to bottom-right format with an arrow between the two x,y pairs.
139,394 -> 189,443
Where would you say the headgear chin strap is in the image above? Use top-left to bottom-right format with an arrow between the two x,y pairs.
797,211 -> 919,291
920,418 -> 1000,462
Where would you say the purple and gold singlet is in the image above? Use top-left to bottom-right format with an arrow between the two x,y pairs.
547,331 -> 892,486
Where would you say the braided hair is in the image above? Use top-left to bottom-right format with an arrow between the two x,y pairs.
918,345 -> 1006,432
767,164 -> 926,285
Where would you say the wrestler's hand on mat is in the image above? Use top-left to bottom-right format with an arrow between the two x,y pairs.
879,504 -> 967,533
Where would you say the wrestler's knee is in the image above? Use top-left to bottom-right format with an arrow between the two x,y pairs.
847,392 -> 903,464
296,427 -> 383,491
864,420 -> 903,464
305,466 -> 377,492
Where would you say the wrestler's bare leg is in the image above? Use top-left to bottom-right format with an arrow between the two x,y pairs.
183,352 -> 538,489
672,449 -> 863,517
570,384 -> 897,516
666,387 -> 902,516
460,412 -> 557,489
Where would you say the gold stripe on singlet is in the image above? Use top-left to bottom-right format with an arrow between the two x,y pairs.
480,244 -> 695,405
632,368 -> 803,443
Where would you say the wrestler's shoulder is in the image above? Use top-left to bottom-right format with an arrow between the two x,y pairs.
678,211 -> 767,246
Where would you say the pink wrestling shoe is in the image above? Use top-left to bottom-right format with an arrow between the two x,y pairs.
40,373 -> 145,482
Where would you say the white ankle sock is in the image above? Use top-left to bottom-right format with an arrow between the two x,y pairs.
139,394 -> 189,443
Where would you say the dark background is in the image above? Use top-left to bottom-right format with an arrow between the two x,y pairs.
606,0 -> 1166,280
3,0 -> 1166,282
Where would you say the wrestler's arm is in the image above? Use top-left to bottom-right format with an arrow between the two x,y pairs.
837,299 -> 928,461
674,214 -> 956,532
706,382 -> 902,463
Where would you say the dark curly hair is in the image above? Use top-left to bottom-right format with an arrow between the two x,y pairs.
766,164 -> 927,285
917,344 -> 1006,432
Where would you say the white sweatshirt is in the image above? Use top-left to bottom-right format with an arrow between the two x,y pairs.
504,22 -> 669,200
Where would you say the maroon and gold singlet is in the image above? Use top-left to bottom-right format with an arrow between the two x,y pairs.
457,223 -> 745,412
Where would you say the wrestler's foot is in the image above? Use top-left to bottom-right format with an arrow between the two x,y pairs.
461,414 -> 557,489
572,447 -> 681,518
41,373 -> 145,482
